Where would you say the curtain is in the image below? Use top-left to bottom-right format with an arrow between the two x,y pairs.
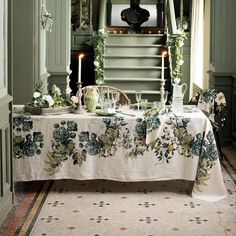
203,0 -> 211,89
190,0 -> 204,97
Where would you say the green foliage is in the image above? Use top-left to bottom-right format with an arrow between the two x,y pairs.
32,82 -> 76,108
86,28 -> 108,85
167,30 -> 187,84
34,80 -> 44,93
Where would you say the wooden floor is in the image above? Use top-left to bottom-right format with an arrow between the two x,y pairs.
222,146 -> 236,171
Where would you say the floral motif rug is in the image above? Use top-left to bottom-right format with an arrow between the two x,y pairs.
17,164 -> 236,236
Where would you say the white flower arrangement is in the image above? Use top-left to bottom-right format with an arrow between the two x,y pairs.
31,82 -> 77,109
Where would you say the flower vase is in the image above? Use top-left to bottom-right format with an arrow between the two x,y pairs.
83,87 -> 99,112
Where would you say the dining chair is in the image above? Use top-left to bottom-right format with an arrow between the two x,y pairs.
82,85 -> 131,107
189,89 -> 227,159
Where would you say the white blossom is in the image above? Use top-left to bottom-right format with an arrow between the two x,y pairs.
52,84 -> 61,96
55,87 -> 61,96
33,92 -> 41,98
71,96 -> 78,104
66,87 -> 72,95
173,78 -> 181,84
178,41 -> 184,47
48,100 -> 54,107
44,95 -> 54,107
94,61 -> 99,67
215,92 -> 226,105
98,28 -> 105,34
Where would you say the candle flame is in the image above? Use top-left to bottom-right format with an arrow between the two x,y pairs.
162,51 -> 168,56
79,54 -> 84,59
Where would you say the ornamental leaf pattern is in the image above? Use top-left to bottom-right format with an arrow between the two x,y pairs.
13,115 -> 44,159
126,118 -> 147,159
77,117 -> 130,159
45,120 -> 77,174
193,131 -> 218,192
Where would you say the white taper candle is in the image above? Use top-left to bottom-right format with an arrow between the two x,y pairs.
161,51 -> 167,81
78,54 -> 84,83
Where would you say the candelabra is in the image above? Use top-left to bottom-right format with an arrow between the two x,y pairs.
74,82 -> 85,114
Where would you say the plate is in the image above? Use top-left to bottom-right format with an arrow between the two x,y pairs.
95,110 -> 116,116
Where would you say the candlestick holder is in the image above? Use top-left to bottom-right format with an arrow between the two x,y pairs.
74,82 -> 86,114
160,80 -> 166,109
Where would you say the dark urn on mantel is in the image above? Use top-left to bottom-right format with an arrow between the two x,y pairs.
121,0 -> 150,34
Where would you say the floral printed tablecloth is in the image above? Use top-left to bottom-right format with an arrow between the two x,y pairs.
13,105 -> 227,202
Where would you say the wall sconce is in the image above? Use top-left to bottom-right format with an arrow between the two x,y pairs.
41,2 -> 53,32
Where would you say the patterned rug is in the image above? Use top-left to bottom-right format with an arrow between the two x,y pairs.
16,161 -> 236,236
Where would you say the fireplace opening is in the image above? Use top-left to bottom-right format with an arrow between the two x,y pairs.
70,49 -> 95,96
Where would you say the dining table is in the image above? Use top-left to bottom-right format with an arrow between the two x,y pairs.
12,105 -> 227,202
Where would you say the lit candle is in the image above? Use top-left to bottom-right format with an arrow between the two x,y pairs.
78,54 -> 84,83
161,51 -> 167,81
180,0 -> 183,28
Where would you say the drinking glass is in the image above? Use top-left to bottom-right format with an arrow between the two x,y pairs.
135,90 -> 142,111
97,86 -> 105,110
161,91 -> 169,109
141,99 -> 148,110
102,88 -> 111,112
110,90 -> 118,112
164,91 -> 169,104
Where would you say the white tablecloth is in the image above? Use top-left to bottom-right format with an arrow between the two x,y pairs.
13,105 -> 227,202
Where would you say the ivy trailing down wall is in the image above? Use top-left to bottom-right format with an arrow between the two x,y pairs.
167,30 -> 187,85
86,28 -> 108,85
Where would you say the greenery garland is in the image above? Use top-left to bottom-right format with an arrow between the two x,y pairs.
166,30 -> 187,84
86,28 -> 108,85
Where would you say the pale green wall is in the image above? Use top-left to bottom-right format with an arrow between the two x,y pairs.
46,0 -> 72,91
0,0 -> 13,224
210,0 -> 236,73
12,0 -> 49,104
209,0 -> 236,146
12,0 -> 35,104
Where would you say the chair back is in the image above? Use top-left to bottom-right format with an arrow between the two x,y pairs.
196,89 -> 227,131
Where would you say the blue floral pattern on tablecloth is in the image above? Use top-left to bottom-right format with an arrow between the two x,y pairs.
145,111 -> 218,189
45,120 -> 78,174
13,115 -> 44,158
13,111 -> 219,192
193,130 -> 218,191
